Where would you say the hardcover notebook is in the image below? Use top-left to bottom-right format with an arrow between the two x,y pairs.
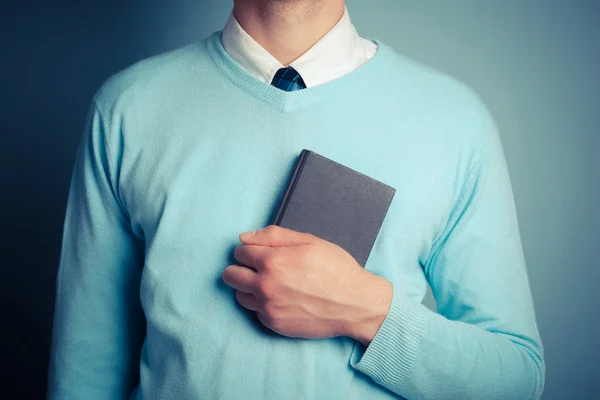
270,149 -> 396,268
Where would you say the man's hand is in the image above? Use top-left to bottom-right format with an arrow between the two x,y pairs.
221,225 -> 393,345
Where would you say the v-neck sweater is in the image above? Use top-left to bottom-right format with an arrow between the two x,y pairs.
47,30 -> 545,400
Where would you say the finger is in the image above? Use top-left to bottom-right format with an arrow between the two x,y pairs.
235,290 -> 261,312
222,264 -> 259,293
240,225 -> 316,247
256,311 -> 277,333
233,244 -> 273,273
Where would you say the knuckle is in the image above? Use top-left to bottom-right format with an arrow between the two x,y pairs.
256,279 -> 273,299
259,311 -> 275,327
264,225 -> 277,234
262,253 -> 280,270
305,232 -> 317,241
264,225 -> 279,239
262,303 -> 279,321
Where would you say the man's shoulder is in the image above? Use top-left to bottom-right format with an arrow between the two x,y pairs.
381,41 -> 489,113
378,40 -> 498,147
92,37 -> 212,115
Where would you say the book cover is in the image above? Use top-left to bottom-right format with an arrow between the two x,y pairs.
271,149 -> 396,268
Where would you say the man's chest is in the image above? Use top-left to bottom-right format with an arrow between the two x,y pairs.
114,115 -> 459,310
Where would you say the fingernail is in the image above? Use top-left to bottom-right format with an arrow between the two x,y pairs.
240,230 -> 256,240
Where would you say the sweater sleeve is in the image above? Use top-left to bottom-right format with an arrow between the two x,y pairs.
349,109 -> 545,399
47,99 -> 145,399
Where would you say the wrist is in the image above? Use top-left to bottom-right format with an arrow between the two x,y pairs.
346,273 -> 393,347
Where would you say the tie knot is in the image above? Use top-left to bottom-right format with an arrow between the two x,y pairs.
271,66 -> 306,91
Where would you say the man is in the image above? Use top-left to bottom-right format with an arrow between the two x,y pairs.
47,0 -> 545,399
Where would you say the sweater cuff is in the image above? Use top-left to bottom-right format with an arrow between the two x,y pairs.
349,284 -> 428,387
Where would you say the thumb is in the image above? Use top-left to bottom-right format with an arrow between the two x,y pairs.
239,225 -> 315,247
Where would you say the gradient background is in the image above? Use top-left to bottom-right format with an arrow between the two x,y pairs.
1,0 -> 598,398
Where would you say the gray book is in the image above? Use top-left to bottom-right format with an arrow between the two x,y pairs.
271,149 -> 396,268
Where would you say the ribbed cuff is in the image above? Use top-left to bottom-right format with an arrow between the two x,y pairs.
349,285 -> 428,388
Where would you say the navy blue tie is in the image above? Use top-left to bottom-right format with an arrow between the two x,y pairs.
271,66 -> 306,91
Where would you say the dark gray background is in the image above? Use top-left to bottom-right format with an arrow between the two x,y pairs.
1,1 -> 598,398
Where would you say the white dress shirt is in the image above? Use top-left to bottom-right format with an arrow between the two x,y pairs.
221,6 -> 378,88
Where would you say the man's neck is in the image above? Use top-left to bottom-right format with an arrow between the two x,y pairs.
232,0 -> 345,66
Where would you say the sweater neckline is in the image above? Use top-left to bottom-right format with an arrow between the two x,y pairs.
205,30 -> 389,114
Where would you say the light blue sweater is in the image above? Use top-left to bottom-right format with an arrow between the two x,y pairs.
47,30 -> 545,400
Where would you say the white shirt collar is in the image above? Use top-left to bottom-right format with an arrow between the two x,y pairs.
221,6 -> 376,88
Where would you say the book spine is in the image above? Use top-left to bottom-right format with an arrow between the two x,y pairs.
271,149 -> 311,226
